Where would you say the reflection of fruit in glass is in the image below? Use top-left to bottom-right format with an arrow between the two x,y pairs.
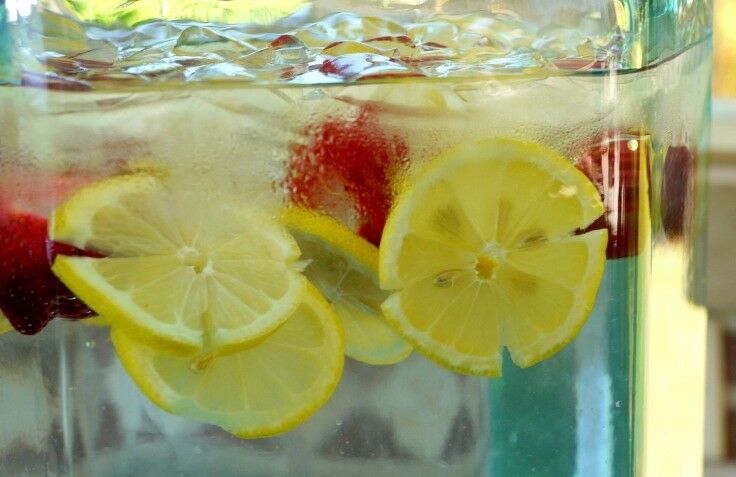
0,210 -> 94,335
320,53 -> 423,81
576,132 -> 650,259
661,145 -> 697,240
286,105 -> 408,245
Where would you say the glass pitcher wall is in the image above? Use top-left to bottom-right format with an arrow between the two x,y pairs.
0,1 -> 711,475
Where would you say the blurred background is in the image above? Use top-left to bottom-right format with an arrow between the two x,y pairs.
705,0 -> 736,475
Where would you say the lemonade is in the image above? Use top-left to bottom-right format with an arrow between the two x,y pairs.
0,2 -> 711,476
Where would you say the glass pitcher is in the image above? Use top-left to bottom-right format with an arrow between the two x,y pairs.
0,1 -> 711,475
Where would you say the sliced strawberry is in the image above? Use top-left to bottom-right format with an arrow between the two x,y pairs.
0,211 -> 95,335
576,132 -> 650,259
661,145 -> 697,240
286,105 -> 408,245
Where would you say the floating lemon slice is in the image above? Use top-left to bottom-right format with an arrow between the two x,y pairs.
51,174 -> 305,354
380,138 -> 607,376
283,208 -> 411,365
112,284 -> 344,438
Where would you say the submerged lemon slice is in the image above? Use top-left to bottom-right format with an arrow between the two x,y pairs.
112,284 -> 344,438
283,208 -> 411,365
81,315 -> 112,328
51,174 -> 305,353
380,138 -> 607,376
0,313 -> 11,335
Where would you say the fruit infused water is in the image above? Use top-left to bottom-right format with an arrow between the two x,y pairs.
0,2 -> 711,476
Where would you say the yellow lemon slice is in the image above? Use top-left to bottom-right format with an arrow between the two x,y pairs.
112,284 -> 344,438
380,138 -> 607,377
81,315 -> 112,328
51,174 -> 305,354
283,208 -> 411,365
0,313 -> 11,335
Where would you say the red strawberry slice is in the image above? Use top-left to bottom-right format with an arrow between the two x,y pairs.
576,132 -> 650,259
0,210 -> 95,335
286,105 -> 408,245
661,145 -> 697,240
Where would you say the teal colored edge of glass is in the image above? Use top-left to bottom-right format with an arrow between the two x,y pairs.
0,0 -> 17,84
689,36 -> 713,306
642,0 -> 713,65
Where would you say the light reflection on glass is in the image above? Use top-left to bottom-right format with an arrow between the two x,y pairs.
642,244 -> 707,476
714,0 -> 736,96
6,0 -> 38,22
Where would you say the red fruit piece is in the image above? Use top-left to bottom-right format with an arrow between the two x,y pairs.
286,105 -> 409,245
661,145 -> 697,240
0,167 -> 98,216
0,211 -> 95,335
270,34 -> 303,49
576,132 -> 650,259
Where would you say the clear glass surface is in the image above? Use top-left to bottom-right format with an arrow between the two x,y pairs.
0,1 -> 711,476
